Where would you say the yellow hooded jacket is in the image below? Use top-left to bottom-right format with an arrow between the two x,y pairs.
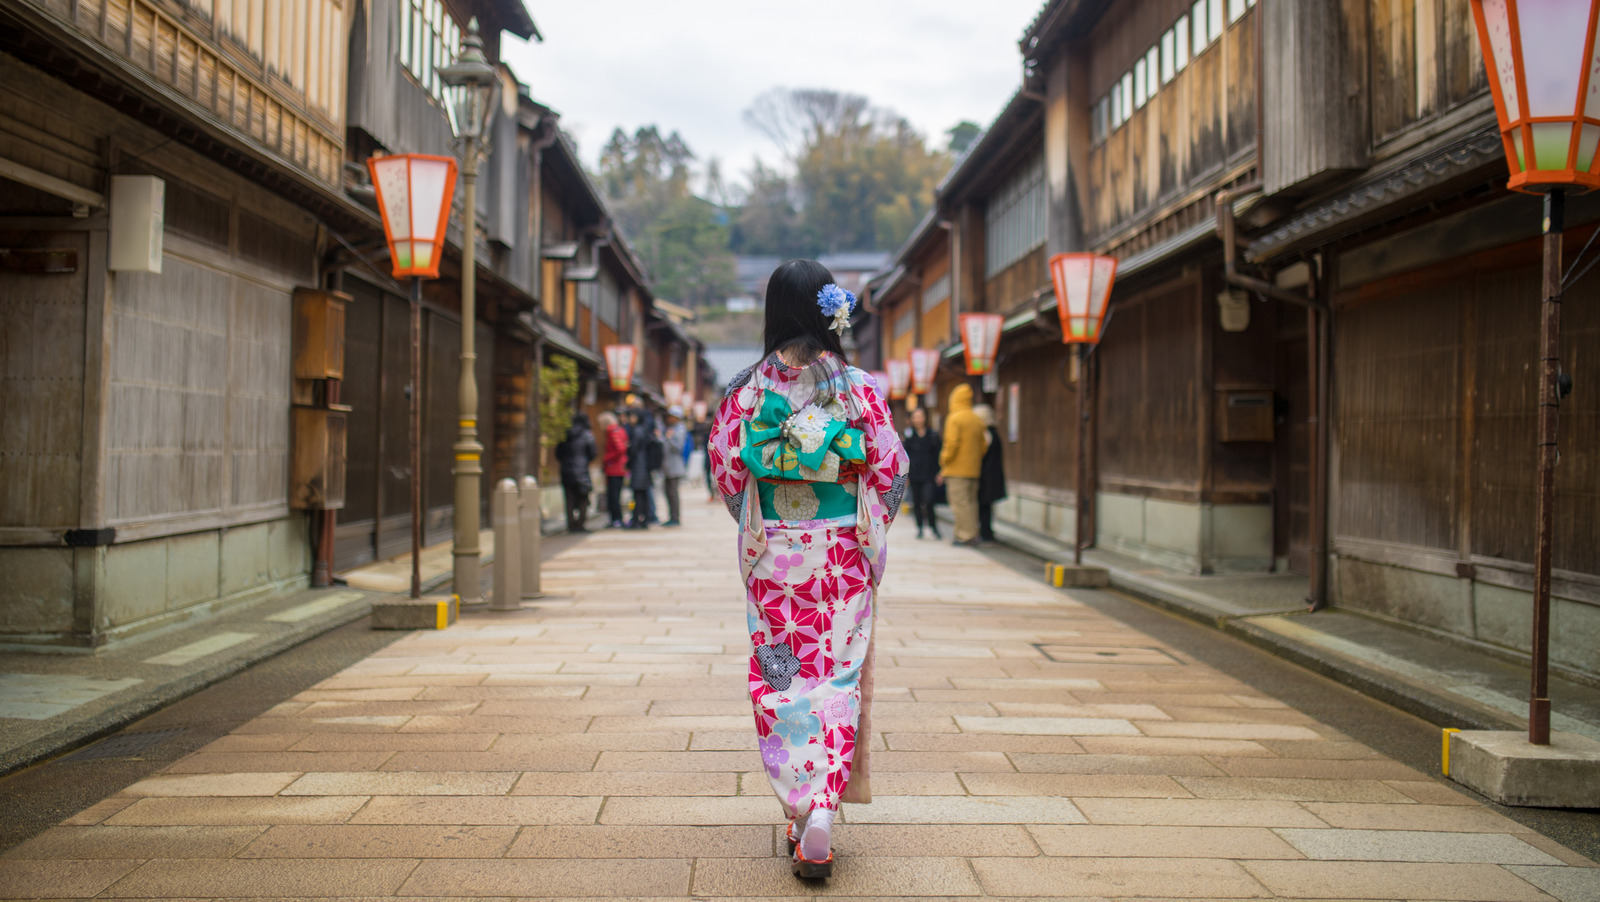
938,383 -> 986,479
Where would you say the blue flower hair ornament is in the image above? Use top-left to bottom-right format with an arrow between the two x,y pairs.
817,283 -> 857,335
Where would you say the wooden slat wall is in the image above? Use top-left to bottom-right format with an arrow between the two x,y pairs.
0,231 -> 88,528
1260,0 -> 1370,195
1368,0 -> 1485,146
1097,281 -> 1202,490
920,299 -> 950,349
1469,267 -> 1599,573
106,255 -> 290,524
334,279 -> 382,568
346,0 -> 453,159
1083,6 -> 1256,245
41,0 -> 347,184
1336,254 -> 1598,576
984,246 -> 1049,315
1334,281 -> 1463,552
423,315 -> 460,545
1001,343 -> 1078,492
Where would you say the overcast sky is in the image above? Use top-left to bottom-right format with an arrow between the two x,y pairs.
501,0 -> 1046,186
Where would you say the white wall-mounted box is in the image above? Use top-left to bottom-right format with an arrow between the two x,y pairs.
109,175 -> 164,274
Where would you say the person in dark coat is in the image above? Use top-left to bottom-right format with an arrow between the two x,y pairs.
973,404 -> 1007,543
693,415 -> 716,501
627,409 -> 661,529
554,412 -> 597,533
901,406 -> 942,540
599,412 -> 629,528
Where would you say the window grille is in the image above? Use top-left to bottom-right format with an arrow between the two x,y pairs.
1174,16 -> 1191,72
596,270 -> 621,328
984,151 -> 1046,279
399,0 -> 460,102
1090,0 -> 1250,142
922,273 -> 950,312
893,305 -> 915,339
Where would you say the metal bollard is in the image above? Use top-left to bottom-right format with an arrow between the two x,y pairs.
490,478 -> 521,610
519,475 -> 543,599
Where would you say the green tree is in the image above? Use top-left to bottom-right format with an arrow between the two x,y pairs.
730,161 -> 806,256
743,88 -> 949,254
539,355 -> 580,479
598,126 -> 736,307
946,120 -> 983,156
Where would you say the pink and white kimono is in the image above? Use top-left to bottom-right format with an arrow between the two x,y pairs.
708,352 -> 907,819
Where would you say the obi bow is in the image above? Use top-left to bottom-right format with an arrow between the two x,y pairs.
739,389 -> 866,482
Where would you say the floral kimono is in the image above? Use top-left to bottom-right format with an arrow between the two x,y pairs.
709,352 -> 907,819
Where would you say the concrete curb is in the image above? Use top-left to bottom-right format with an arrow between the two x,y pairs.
1,515 -> 586,779
0,598 -> 374,778
966,511 -> 1528,735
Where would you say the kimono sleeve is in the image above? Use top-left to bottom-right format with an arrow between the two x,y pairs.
855,377 -> 909,520
708,373 -> 759,520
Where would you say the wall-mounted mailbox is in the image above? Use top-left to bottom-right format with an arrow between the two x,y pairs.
291,405 -> 350,509
292,288 -> 349,381
1216,389 -> 1274,442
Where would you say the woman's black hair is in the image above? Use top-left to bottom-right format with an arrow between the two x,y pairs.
763,259 -> 847,363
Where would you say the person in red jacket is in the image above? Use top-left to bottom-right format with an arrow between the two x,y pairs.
598,411 -> 630,528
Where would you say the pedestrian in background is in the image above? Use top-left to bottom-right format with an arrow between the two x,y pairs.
693,414 -> 716,501
708,259 -> 907,880
661,405 -> 688,526
938,383 -> 986,546
554,412 -> 597,534
902,406 -> 942,540
627,409 -> 661,529
599,411 -> 629,529
973,403 -> 1006,544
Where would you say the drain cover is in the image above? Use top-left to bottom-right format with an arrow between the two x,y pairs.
1034,644 -> 1185,665
63,728 -> 185,762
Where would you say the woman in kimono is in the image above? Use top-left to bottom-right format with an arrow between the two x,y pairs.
708,259 -> 907,880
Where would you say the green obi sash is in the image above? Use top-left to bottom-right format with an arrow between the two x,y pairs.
740,389 -> 866,521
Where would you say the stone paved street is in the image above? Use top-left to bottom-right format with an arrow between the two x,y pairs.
3,500 -> 1598,900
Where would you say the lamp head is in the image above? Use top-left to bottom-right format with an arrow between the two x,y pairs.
439,18 -> 499,143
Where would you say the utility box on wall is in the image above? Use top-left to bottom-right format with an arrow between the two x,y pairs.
108,175 -> 164,273
291,405 -> 349,509
1216,389 -> 1274,443
292,288 -> 349,380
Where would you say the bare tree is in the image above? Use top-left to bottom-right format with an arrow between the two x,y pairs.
743,87 -> 878,163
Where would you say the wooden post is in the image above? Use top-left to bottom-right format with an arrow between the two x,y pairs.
1529,188 -> 1563,745
1075,343 -> 1089,565
410,277 -> 423,600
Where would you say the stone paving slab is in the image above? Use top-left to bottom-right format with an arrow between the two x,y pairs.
3,501 -> 1594,899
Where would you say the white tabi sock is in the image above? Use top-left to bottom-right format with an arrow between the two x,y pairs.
799,807 -> 835,860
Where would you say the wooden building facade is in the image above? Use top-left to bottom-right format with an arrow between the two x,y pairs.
0,0 -> 372,648
0,0 -> 705,649
864,0 -> 1598,679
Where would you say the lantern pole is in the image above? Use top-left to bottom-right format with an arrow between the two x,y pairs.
410,276 -> 424,600
1075,342 -> 1089,565
1530,187 -> 1563,745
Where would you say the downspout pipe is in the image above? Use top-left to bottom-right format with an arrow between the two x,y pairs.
529,118 -> 560,308
1215,184 -> 1333,613
1216,182 -> 1326,312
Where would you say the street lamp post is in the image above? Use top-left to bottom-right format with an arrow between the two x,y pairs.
1468,0 -> 1598,745
439,19 -> 501,608
1050,252 -> 1117,566
367,153 -> 458,598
